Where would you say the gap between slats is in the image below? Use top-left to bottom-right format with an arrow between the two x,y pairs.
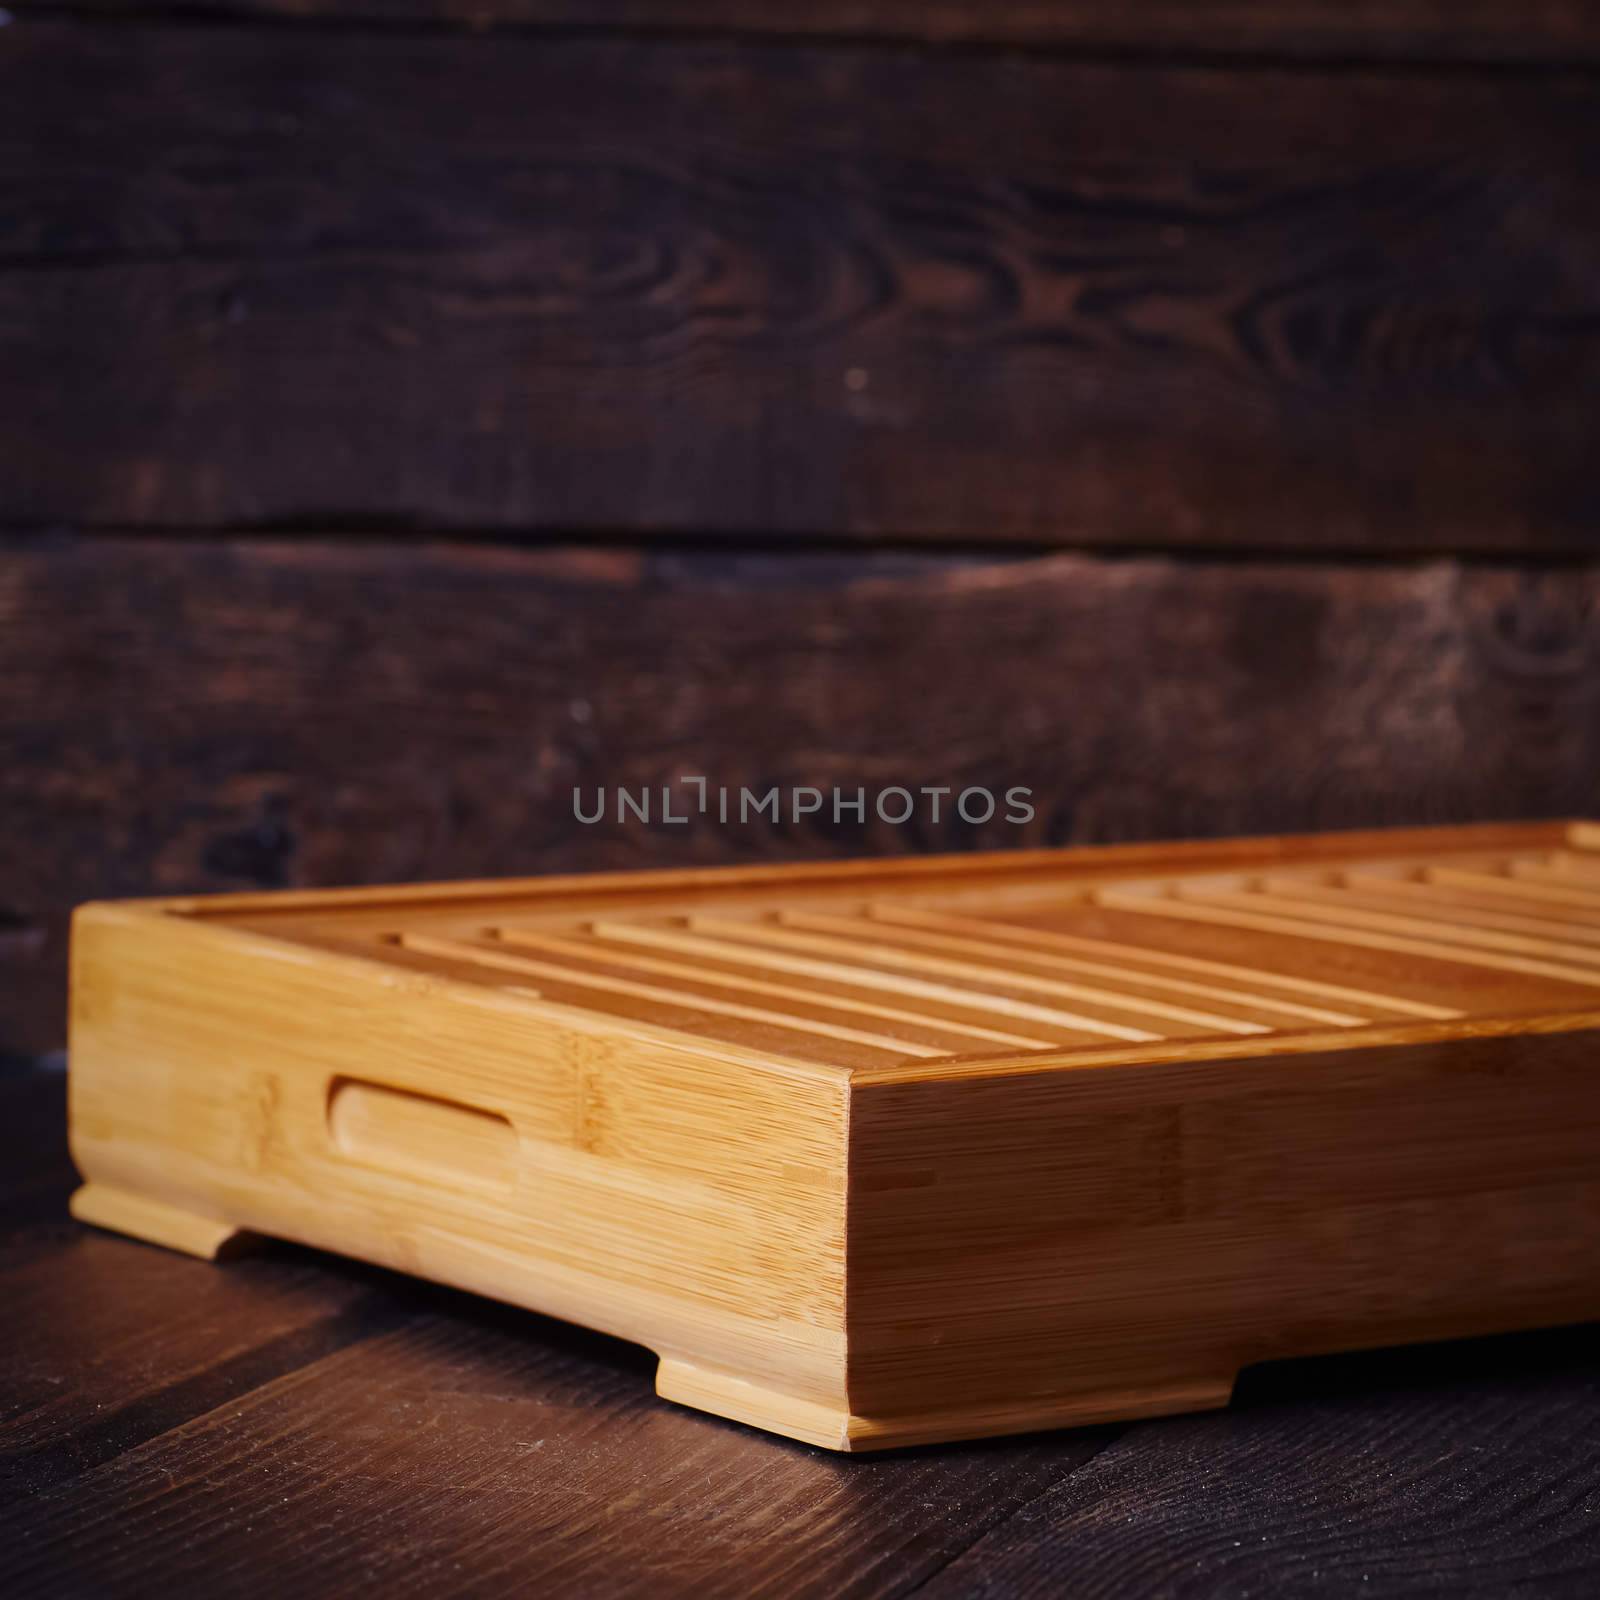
683,918 -> 1202,1044
1097,884 -> 1600,991
534,921 -> 1062,1056
1340,874 -> 1600,945
1255,877 -> 1600,966
584,921 -> 1104,1050
884,905 -> 1443,1023
774,911 -> 1271,1037
491,925 -> 1054,1055
395,932 -> 948,1059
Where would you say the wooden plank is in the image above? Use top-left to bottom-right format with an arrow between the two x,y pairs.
0,1060 -> 416,1496
9,23 -> 1600,551
0,1238 -> 410,1495
0,1064 -> 72,1234
5,537 -> 1600,1054
0,1308 -> 1112,1598
913,1328 -> 1600,1597
31,0 -> 1600,66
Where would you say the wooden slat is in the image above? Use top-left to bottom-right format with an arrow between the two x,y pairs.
865,905 -> 1367,1027
1434,866 -> 1600,910
959,908 -> 1455,1022
690,919 -> 1168,1042
1350,871 -> 1600,933
589,923 -> 1094,1049
30,0 -> 1600,66
1064,903 -> 1495,1019
6,537 -> 1599,1054
1509,862 -> 1600,902
777,911 -> 1272,1036
381,931 -> 904,1068
1124,887 -> 1600,989
9,23 -> 1600,551
399,930 -> 940,1058
1259,876 -> 1600,964
1343,873 -> 1600,944
1541,850 -> 1600,881
495,925 -> 1055,1053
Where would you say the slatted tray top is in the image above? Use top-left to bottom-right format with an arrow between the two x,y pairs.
172,825 -> 1600,1076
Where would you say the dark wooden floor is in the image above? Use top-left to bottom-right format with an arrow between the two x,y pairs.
4,1051 -> 1600,1598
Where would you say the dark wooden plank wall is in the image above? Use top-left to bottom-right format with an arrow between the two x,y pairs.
10,23 -> 1600,550
4,2 -> 1600,1052
41,0 -> 1600,63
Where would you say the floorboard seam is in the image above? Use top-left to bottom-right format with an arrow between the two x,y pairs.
891,1426 -> 1129,1599
0,1288 -> 417,1496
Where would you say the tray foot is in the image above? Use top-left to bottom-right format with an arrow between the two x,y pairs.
656,1356 -> 1236,1452
837,1373 -> 1239,1452
70,1184 -> 257,1261
655,1358 -> 859,1451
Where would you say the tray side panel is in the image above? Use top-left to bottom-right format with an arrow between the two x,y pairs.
845,1027 -> 1600,1446
68,904 -> 850,1416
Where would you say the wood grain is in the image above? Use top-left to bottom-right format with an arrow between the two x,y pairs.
71,891 -> 857,1439
64,823 -> 1600,1447
0,1062 -> 413,1493
0,1241 -> 406,1495
914,1329 -> 1600,1597
10,1281 -> 1600,1600
2,1053 -> 1120,1597
6,536 -> 1600,1053
0,1298 -> 1111,1600
7,1055 -> 1600,1597
9,22 -> 1600,550
28,0 -> 1600,66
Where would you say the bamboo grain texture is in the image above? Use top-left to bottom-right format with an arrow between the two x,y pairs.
68,821 -> 1600,1448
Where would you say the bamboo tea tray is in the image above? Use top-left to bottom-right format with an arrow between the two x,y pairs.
69,821 -> 1600,1450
